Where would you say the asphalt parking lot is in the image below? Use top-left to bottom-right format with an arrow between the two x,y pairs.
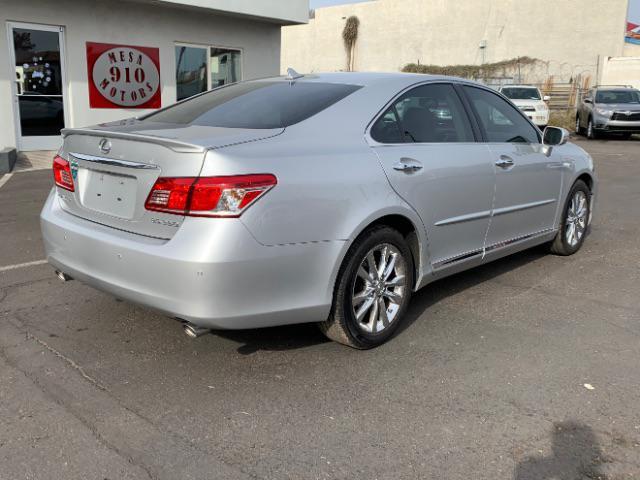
0,137 -> 639,480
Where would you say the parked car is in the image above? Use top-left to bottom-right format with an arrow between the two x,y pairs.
498,85 -> 550,128
41,72 -> 596,348
576,85 -> 640,139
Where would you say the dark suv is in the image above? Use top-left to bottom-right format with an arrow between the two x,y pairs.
576,86 -> 640,139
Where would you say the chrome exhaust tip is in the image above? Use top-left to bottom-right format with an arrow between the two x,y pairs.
54,270 -> 73,282
183,323 -> 210,339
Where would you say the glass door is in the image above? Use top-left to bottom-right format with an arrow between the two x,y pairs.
9,23 -> 68,151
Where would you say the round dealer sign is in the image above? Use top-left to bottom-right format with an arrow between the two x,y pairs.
87,42 -> 161,109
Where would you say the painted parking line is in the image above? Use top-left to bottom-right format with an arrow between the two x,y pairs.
0,173 -> 13,190
0,259 -> 48,272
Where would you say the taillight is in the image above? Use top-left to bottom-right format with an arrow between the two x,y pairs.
145,174 -> 277,217
53,155 -> 74,191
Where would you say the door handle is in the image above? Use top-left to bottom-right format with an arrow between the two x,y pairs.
393,158 -> 423,172
495,155 -> 515,169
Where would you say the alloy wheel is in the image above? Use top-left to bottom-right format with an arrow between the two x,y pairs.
565,190 -> 588,247
351,243 -> 407,334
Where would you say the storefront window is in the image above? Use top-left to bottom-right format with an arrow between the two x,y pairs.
175,44 -> 242,101
175,45 -> 207,101
210,48 -> 242,88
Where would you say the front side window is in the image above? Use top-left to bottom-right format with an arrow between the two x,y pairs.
464,86 -> 540,143
501,87 -> 541,100
145,81 -> 361,129
371,83 -> 474,143
595,89 -> 640,104
175,45 -> 243,101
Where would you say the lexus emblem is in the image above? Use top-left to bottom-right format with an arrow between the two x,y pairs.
98,138 -> 112,154
623,111 -> 632,116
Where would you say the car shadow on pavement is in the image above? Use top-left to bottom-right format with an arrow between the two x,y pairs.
216,247 -> 548,354
214,323 -> 330,355
514,421 -> 609,480
396,247 -> 547,337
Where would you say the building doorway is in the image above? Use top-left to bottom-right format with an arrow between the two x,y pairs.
8,22 -> 68,151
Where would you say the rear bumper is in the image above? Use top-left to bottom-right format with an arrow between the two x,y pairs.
41,190 -> 343,329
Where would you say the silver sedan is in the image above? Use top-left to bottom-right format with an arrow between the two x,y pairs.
41,72 -> 596,348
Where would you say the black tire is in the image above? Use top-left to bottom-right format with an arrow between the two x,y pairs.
587,118 -> 598,140
549,180 -> 591,256
575,115 -> 582,135
620,133 -> 632,140
319,226 -> 414,349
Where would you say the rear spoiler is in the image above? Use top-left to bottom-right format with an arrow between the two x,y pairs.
61,128 -> 206,154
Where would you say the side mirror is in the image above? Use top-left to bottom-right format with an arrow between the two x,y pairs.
543,95 -> 551,102
584,98 -> 592,104
543,126 -> 569,146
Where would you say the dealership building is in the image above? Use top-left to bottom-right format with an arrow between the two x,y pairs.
0,0 -> 307,155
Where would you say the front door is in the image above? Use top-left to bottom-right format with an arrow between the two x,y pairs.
9,23 -> 68,151
370,82 -> 496,269
462,85 -> 563,248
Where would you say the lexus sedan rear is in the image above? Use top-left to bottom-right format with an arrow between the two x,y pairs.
41,72 -> 596,348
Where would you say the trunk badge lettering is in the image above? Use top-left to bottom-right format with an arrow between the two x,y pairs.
151,218 -> 180,228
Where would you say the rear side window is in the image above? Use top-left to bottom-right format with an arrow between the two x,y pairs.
144,81 -> 361,129
464,86 -> 540,144
371,83 -> 474,143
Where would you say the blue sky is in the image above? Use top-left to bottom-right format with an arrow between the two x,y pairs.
309,0 -> 370,9
630,0 -> 640,23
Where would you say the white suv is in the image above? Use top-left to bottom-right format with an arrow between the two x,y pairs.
499,85 -> 550,128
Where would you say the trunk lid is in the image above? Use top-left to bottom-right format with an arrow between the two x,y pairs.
58,121 -> 283,239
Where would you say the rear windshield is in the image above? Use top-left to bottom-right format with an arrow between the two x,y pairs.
144,81 -> 362,129
595,90 -> 640,104
501,87 -> 541,100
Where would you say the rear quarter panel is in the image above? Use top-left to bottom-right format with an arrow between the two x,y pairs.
550,141 -> 596,228
200,133 -> 417,246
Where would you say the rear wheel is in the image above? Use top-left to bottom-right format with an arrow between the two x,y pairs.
575,115 -> 582,135
549,180 -> 590,256
319,226 -> 414,349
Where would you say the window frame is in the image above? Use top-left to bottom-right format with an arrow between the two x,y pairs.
174,42 -> 244,101
366,80 -> 482,146
459,85 -> 542,144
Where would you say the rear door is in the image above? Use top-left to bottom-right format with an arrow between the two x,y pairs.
462,85 -> 562,248
370,82 -> 496,269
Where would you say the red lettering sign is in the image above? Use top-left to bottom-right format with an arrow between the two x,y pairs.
86,42 -> 161,109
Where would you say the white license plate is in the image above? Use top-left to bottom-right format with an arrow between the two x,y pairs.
79,169 -> 137,219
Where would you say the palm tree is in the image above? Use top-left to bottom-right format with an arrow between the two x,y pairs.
342,16 -> 359,72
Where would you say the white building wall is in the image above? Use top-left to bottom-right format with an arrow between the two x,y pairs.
283,0 -> 630,82
600,56 -> 640,89
0,0 -> 289,150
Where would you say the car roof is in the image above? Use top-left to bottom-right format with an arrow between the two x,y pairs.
595,87 -> 637,91
252,71 -> 480,89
